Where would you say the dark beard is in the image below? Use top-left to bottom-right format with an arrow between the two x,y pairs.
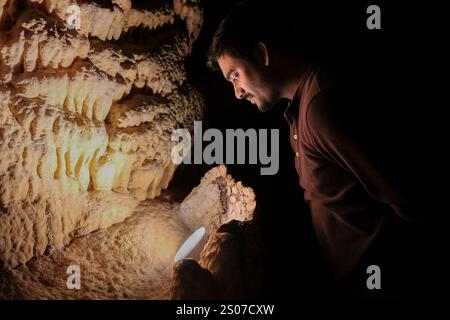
257,99 -> 277,113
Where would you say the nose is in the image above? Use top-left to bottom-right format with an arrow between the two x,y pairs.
233,83 -> 245,100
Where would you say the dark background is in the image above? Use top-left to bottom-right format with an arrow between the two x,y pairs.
0,0 -> 442,315
168,0 -> 438,301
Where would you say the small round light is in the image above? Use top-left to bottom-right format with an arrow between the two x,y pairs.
174,227 -> 206,262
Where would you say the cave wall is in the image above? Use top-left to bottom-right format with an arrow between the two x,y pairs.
0,164 -> 256,299
0,0 -> 204,270
0,0 -> 258,299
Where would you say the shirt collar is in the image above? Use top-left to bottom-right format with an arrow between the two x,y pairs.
283,67 -> 315,125
283,83 -> 302,125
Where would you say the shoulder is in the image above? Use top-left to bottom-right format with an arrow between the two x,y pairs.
303,81 -> 346,144
301,63 -> 344,127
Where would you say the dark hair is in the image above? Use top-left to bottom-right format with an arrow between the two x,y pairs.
207,0 -> 297,71
207,0 -> 352,71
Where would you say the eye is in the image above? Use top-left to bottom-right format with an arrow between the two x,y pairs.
231,72 -> 239,82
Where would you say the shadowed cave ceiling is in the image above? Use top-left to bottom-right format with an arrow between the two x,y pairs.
0,0 -> 258,299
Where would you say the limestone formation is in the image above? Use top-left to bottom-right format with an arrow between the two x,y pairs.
177,165 -> 255,235
0,202 -> 190,299
1,0 -> 257,300
171,219 -> 264,300
0,165 -> 256,299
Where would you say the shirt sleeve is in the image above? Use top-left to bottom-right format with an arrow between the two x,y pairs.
305,87 -> 422,223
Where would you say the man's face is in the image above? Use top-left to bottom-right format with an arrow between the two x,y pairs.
217,52 -> 279,112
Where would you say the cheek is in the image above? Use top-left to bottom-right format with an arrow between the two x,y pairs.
239,66 -> 261,92
241,77 -> 264,96
253,74 -> 271,95
240,65 -> 270,97
252,81 -> 271,100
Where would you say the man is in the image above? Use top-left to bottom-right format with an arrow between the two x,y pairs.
207,1 -> 424,297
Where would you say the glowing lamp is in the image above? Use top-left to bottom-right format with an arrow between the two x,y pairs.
174,227 -> 206,262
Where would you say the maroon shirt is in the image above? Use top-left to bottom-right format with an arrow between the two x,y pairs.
284,66 -> 417,281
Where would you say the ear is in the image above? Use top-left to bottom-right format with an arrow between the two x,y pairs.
254,42 -> 270,66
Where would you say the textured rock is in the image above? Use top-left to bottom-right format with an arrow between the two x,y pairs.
171,219 -> 264,300
0,0 -> 257,300
0,165 -> 256,299
27,0 -> 203,43
0,9 -> 90,82
170,259 -> 217,300
11,59 -> 130,121
171,165 -> 261,300
0,202 -> 190,299
178,165 -> 256,235
0,0 -> 21,28
0,1 -> 204,273
1,90 -> 140,269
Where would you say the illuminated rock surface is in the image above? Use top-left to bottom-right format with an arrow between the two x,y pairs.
0,163 -> 256,299
0,0 -> 256,299
171,219 -> 264,300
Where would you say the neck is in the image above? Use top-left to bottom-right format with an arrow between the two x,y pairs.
273,53 -> 314,100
